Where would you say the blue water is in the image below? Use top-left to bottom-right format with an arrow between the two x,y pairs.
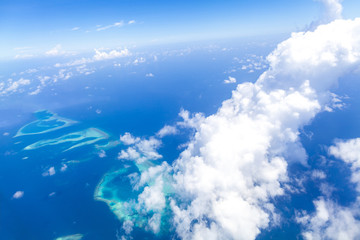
3,37 -> 359,240
2,40 -> 275,240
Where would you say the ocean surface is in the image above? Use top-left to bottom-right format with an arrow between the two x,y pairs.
1,38 -> 359,239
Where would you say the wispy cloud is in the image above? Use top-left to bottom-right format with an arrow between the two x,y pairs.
45,44 -> 64,56
14,54 -> 35,59
156,125 -> 178,138
96,20 -> 136,31
96,21 -> 124,31
13,46 -> 37,59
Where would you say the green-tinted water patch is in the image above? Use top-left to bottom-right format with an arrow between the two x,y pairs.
95,160 -> 174,236
95,140 -> 121,150
54,234 -> 83,240
24,128 -> 109,151
15,110 -> 77,137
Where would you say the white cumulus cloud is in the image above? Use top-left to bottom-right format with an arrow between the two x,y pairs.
120,132 -> 140,145
168,17 -> 360,240
118,134 -> 162,163
54,48 -> 131,67
93,48 -> 130,61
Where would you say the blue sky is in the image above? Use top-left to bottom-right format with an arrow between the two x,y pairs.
1,0 -> 360,59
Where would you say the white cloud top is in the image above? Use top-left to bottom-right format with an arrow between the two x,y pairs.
168,18 -> 360,239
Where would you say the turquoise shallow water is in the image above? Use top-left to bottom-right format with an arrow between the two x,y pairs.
3,40 -> 358,240
1,44 -> 265,239
15,110 -> 77,137
12,109 -> 174,239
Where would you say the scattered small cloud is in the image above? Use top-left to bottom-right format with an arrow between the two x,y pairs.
71,27 -> 80,31
29,86 -> 41,95
118,147 -> 141,160
118,135 -> 162,163
120,132 -> 140,145
123,220 -> 134,235
55,48 -> 131,68
146,73 -> 154,77
46,44 -> 62,56
157,125 -> 178,138
1,78 -> 30,95
98,150 -> 106,158
297,198 -> 360,240
14,54 -> 35,59
45,44 -> 68,56
224,76 -> 236,84
133,57 -> 146,65
60,164 -> 68,172
93,48 -> 131,61
12,191 -> 24,199
311,170 -> 326,180
42,166 -> 56,177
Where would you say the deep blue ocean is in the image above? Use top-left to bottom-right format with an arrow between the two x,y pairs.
1,38 -> 359,240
